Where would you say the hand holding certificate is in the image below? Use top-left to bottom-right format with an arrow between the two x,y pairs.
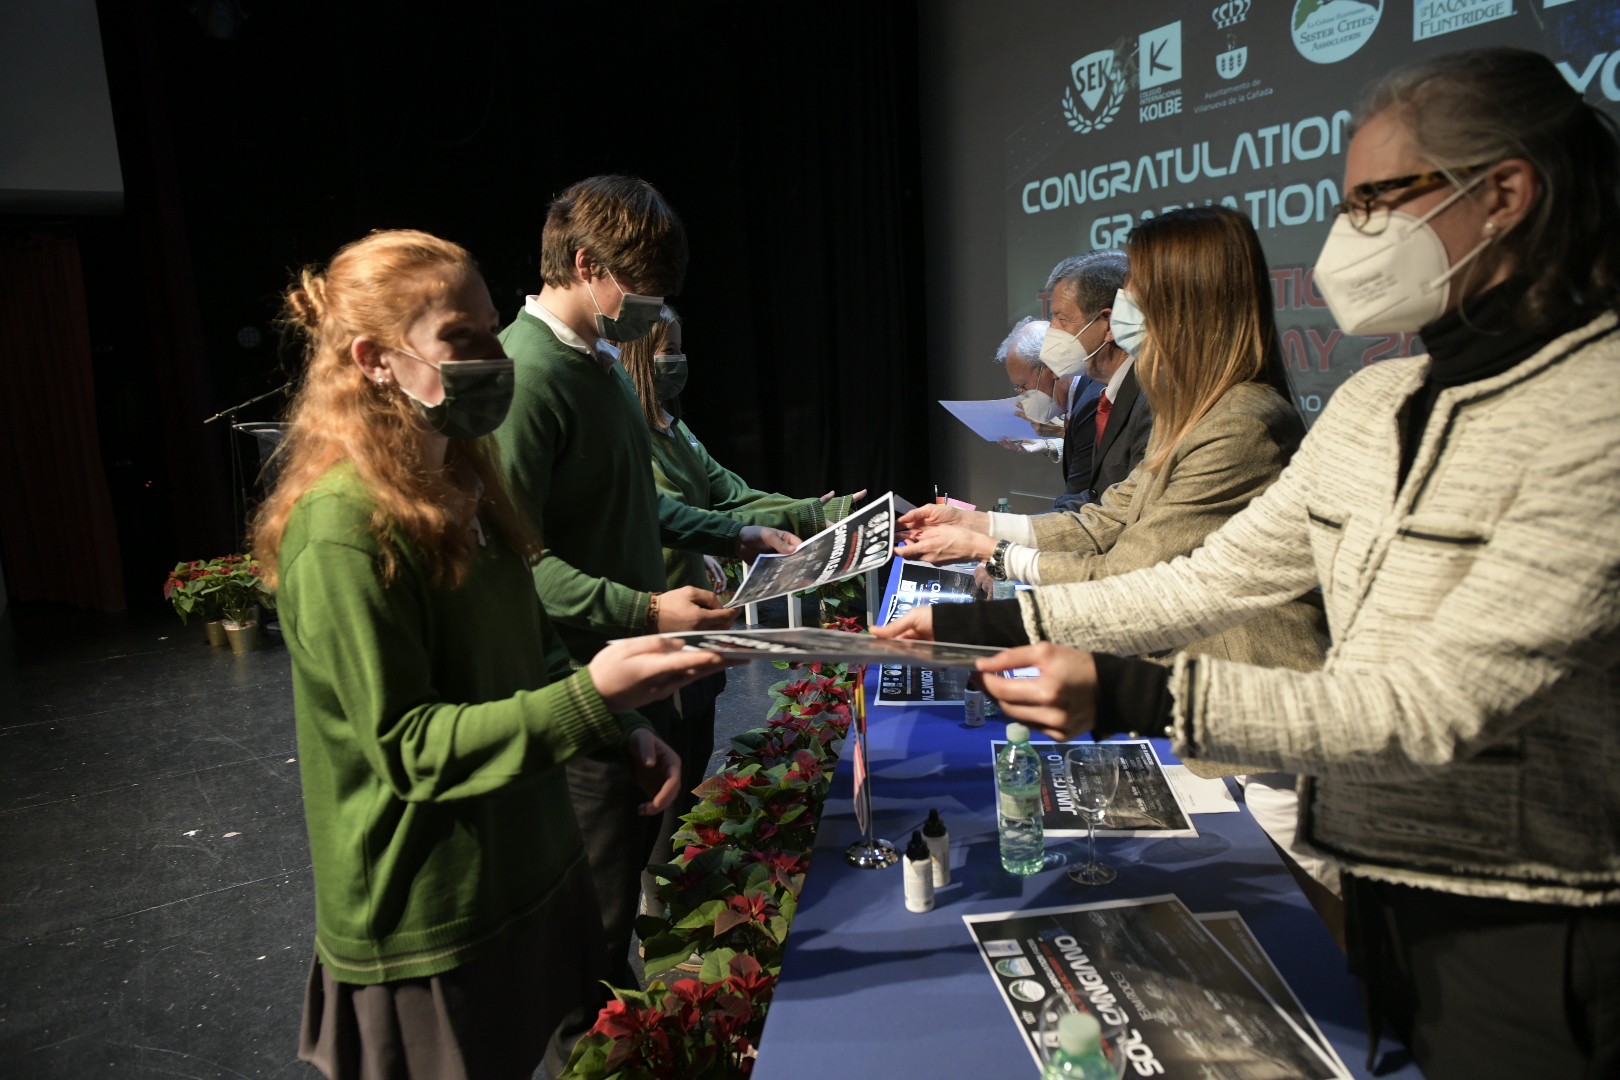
725,493 -> 904,609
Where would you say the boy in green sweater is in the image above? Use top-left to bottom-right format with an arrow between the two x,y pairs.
494,175 -> 797,991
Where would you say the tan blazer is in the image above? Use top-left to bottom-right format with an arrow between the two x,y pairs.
1030,382 -> 1328,773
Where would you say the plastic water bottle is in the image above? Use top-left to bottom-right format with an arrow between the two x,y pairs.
996,722 -> 1045,875
1042,1012 -> 1114,1080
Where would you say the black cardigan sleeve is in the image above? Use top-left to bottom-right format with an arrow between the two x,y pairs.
931,599 -> 1176,739
930,599 -> 1028,646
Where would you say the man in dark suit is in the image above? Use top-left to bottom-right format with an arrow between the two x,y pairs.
1039,251 -> 1151,504
1053,374 -> 1104,511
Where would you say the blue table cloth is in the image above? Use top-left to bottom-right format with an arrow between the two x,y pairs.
751,565 -> 1421,1078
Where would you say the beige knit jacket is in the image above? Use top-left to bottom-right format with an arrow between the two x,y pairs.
1018,312 -> 1620,904
1029,381 -> 1329,677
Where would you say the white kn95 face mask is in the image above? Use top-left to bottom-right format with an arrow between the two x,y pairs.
1312,171 -> 1498,335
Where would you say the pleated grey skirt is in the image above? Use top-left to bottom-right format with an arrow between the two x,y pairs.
298,867 -> 608,1080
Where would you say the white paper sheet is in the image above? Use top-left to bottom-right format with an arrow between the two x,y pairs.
1163,764 -> 1240,814
938,397 -> 1048,443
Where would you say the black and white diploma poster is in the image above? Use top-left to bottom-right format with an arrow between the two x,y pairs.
725,493 -> 897,609
1195,912 -> 1350,1078
989,739 -> 1197,838
875,560 -> 978,705
963,895 -> 1348,1079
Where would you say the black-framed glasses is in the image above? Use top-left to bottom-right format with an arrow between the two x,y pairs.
1332,162 -> 1494,234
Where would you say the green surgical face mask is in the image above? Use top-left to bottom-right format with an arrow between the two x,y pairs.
653,353 -> 688,400
591,270 -> 665,343
393,350 -> 515,439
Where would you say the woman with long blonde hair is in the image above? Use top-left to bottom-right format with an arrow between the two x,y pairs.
889,206 -> 1332,891
254,229 -> 727,1079
895,206 -> 1325,671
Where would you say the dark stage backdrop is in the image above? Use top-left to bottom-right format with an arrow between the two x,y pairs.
919,0 -> 1620,511
82,0 -> 929,597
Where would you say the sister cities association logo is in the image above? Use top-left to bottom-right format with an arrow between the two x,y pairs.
1292,0 -> 1383,64
1063,49 -> 1128,134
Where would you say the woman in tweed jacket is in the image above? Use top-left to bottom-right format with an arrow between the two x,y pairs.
897,207 -> 1328,678
897,207 -> 1334,886
882,49 -> 1620,1079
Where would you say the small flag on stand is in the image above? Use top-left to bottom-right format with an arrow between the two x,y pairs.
853,666 -> 870,834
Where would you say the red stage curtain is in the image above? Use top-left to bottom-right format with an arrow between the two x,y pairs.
0,232 -> 126,612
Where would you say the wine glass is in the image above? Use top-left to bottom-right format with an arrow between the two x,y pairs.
1065,744 -> 1120,885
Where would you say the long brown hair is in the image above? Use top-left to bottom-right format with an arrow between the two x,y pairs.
251,229 -> 538,589
1129,206 -> 1292,472
617,307 -> 681,431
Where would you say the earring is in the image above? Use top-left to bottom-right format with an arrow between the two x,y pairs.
1483,221 -> 1498,235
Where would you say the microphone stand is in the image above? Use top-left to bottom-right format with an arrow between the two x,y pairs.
204,380 -> 296,552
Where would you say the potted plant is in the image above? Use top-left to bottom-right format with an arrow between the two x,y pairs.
211,555 -> 274,654
164,561 -> 229,645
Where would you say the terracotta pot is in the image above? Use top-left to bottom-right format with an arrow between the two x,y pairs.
224,621 -> 261,655
204,621 -> 229,647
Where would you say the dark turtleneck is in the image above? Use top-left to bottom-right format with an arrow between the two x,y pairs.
1398,276 -> 1579,486
936,276 -> 1589,740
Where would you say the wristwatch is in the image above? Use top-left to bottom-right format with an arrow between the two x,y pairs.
984,539 -> 1012,582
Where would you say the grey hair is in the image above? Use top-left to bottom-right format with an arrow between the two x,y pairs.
1045,250 -> 1129,317
993,316 -> 1049,366
1358,47 -> 1620,330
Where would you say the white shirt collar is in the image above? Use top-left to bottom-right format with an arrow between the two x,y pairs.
524,295 -> 618,362
1104,356 -> 1135,402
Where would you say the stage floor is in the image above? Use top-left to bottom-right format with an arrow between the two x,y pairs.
0,597 -> 801,1079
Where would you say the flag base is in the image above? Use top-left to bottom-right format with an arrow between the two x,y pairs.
845,838 -> 900,869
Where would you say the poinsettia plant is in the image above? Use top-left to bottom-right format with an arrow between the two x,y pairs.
564,621 -> 868,1079
163,560 -> 223,625
560,949 -> 778,1080
162,555 -> 275,627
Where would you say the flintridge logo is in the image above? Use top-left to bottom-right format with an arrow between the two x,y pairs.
1062,48 -> 1127,135
1213,0 -> 1251,29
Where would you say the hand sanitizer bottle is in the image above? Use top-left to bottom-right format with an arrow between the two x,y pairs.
922,809 -> 950,887
904,831 -> 935,912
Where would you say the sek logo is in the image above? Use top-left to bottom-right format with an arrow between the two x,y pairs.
1217,34 -> 1248,78
1062,48 -> 1127,134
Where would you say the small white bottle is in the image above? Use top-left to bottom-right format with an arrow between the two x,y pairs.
904,830 -> 935,912
923,808 -> 951,888
964,688 -> 986,727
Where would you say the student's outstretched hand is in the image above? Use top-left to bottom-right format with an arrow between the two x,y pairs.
588,633 -> 732,712
820,488 -> 869,505
977,643 -> 1097,742
869,606 -> 936,641
627,728 -> 683,816
737,526 -> 800,559
657,586 -> 738,632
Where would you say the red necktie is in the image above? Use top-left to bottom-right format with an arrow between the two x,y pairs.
1095,394 -> 1114,447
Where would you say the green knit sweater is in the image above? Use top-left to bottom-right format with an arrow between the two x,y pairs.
495,312 -> 741,660
277,464 -> 645,984
649,419 -> 829,590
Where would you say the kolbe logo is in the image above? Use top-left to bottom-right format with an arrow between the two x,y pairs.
1292,0 -> 1383,64
1062,48 -> 1127,134
1217,33 -> 1247,78
1212,0 -> 1251,29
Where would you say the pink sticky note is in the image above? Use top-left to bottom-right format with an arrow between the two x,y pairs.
945,498 -> 976,510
